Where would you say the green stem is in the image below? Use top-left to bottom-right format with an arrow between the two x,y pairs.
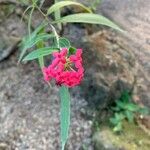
37,41 -> 44,69
35,5 -> 60,49
49,24 -> 60,49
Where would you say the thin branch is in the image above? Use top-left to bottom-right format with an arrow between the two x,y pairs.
35,5 -> 60,48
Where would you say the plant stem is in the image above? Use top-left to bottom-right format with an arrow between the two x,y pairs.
35,5 -> 60,49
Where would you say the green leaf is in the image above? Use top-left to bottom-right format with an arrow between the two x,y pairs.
113,122 -> 122,132
19,33 -> 54,62
115,113 -> 125,121
26,33 -> 54,48
111,106 -> 120,111
120,91 -> 130,103
116,101 -> 126,109
53,13 -> 124,32
59,86 -> 71,150
59,38 -> 71,48
22,47 -> 59,61
125,110 -> 134,123
28,6 -> 35,36
69,47 -> 76,55
110,117 -> 118,125
19,22 -> 47,63
126,103 -> 139,112
47,1 -> 92,15
54,0 -> 62,30
36,29 -> 45,68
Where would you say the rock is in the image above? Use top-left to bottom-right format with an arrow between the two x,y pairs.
81,30 -> 136,109
0,3 -> 43,62
100,0 -> 150,67
93,131 -> 117,150
0,4 -> 26,61
63,24 -> 136,110
99,0 -> 150,107
93,122 -> 150,150
0,142 -> 8,150
0,55 -> 93,149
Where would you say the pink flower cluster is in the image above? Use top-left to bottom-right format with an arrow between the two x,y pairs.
43,48 -> 84,87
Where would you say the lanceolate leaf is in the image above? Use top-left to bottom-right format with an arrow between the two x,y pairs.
22,47 -> 59,61
59,86 -> 71,150
47,1 -> 92,15
25,33 -> 54,49
28,6 -> 35,36
54,0 -> 62,30
53,13 -> 123,32
18,22 -> 49,63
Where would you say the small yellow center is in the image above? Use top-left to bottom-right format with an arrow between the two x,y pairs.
64,58 -> 72,71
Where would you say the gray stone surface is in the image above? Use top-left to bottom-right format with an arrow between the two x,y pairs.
0,4 -> 25,62
0,2 -> 43,62
93,131 -> 117,150
0,56 -> 93,150
81,30 -> 136,109
99,0 -> 150,108
63,24 -> 137,110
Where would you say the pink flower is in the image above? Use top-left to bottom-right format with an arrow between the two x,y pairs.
43,48 -> 84,87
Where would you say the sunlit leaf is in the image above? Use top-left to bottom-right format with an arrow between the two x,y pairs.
54,0 -> 62,30
22,47 -> 59,61
53,13 -> 123,32
47,1 -> 92,15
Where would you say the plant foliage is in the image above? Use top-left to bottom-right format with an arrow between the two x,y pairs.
110,91 -> 149,132
19,0 -> 124,149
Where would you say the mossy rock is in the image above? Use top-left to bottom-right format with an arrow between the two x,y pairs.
93,121 -> 150,150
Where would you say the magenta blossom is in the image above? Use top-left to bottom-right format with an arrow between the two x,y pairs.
43,48 -> 84,87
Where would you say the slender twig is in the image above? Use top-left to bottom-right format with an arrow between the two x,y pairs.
35,5 -> 60,48
21,5 -> 33,22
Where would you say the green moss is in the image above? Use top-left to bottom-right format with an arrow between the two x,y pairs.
101,122 -> 150,150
